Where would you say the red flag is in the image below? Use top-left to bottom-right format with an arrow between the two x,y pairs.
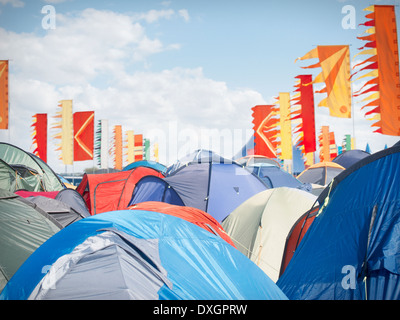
0,61 -> 9,129
73,111 -> 94,161
134,134 -> 143,162
251,105 -> 278,158
31,113 -> 47,162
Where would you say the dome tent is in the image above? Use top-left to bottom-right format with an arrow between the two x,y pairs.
130,162 -> 268,222
277,146 -> 400,300
1,209 -> 287,300
0,189 -> 62,292
222,187 -> 317,282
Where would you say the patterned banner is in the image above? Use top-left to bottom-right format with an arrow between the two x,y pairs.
52,100 -> 73,165
112,125 -> 123,170
276,92 -> 293,160
353,5 -> 400,136
296,45 -> 352,118
251,105 -> 279,158
134,134 -> 143,162
73,111 -> 94,161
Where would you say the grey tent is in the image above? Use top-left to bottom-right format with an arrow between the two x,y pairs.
0,189 -> 62,292
0,159 -> 33,192
55,189 -> 91,218
24,196 -> 86,228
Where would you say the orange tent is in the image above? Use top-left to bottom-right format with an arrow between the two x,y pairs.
128,201 -> 236,247
76,167 -> 164,215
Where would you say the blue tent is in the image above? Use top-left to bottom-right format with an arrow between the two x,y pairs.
123,160 -> 167,175
0,210 -> 287,300
130,162 -> 268,222
277,146 -> 400,300
245,165 -> 311,191
332,149 -> 370,169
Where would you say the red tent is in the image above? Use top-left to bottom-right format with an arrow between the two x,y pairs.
15,190 -> 59,199
279,206 -> 319,277
128,201 -> 236,247
76,167 -> 164,215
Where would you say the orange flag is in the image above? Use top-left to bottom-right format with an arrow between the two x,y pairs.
296,46 -> 352,118
353,5 -> 400,136
0,60 -> 9,129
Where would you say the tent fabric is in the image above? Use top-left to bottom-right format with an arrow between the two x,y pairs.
277,146 -> 400,300
297,161 -> 345,186
332,149 -> 371,169
128,201 -> 235,247
222,187 -> 317,282
24,196 -> 85,228
123,160 -> 167,175
130,162 -> 268,222
0,143 -> 64,191
54,189 -> 91,218
76,167 -> 164,215
15,190 -> 59,199
0,159 -> 33,192
0,189 -> 62,292
1,210 -> 288,300
130,175 -> 185,206
246,165 -> 309,190
166,149 -> 232,175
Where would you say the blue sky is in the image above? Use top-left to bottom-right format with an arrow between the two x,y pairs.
0,0 -> 399,172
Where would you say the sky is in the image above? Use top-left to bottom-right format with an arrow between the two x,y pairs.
0,0 -> 399,173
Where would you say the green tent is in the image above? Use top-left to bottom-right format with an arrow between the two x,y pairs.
0,159 -> 33,192
0,189 -> 62,291
0,143 -> 64,192
222,187 -> 317,282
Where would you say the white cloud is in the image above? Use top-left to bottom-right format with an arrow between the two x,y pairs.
178,9 -> 190,22
0,7 -> 265,171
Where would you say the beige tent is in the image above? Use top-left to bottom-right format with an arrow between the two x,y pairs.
222,187 -> 317,282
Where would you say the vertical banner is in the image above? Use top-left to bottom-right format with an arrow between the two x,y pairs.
277,92 -> 293,160
353,5 -> 400,136
95,119 -> 109,169
31,113 -> 47,162
73,111 -> 94,161
144,138 -> 150,160
153,142 -> 159,162
251,105 -> 279,158
0,60 -> 8,130
319,126 -> 330,162
296,45 -> 352,118
112,125 -> 123,170
125,130 -> 135,164
53,100 -> 73,165
134,134 -> 143,162
292,75 -> 317,154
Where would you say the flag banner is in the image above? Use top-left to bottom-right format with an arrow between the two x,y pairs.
0,60 -> 9,129
73,111 -> 94,161
144,138 -> 150,160
319,126 -> 330,162
291,75 -> 317,155
134,134 -> 143,162
251,105 -> 279,158
353,5 -> 400,136
52,100 -> 73,165
111,125 -> 123,170
125,130 -> 135,164
296,45 -> 352,118
95,119 -> 109,169
276,92 -> 293,160
329,131 -> 338,159
31,113 -> 47,162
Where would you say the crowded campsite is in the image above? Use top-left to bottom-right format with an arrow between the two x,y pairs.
1,1 -> 400,303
